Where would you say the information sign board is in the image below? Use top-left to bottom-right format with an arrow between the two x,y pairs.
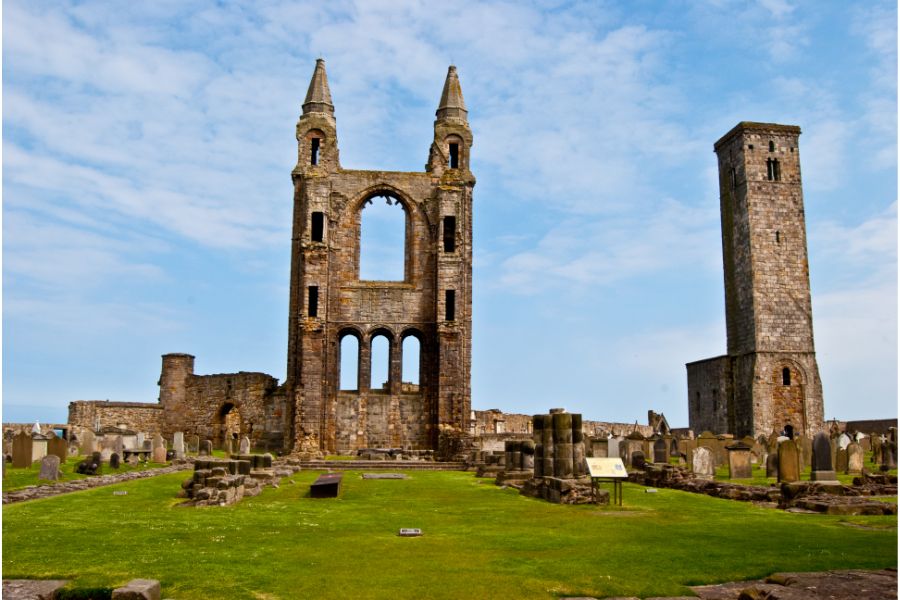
586,457 -> 628,478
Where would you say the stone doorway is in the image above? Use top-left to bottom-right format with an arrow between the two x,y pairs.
214,403 -> 242,450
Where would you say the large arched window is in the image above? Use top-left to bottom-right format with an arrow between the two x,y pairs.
370,334 -> 391,392
339,334 -> 360,391
360,193 -> 406,281
402,334 -> 421,387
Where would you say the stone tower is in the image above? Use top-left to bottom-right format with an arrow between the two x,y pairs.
285,60 -> 474,454
687,122 -> 824,438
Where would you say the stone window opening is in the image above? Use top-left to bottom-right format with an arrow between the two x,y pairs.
730,166 -> 737,190
712,389 -> 718,411
370,334 -> 391,392
311,211 -> 324,242
401,334 -> 422,391
307,286 -> 319,317
449,143 -> 459,168
782,367 -> 791,386
443,216 -> 456,252
767,158 -> 781,181
359,193 -> 407,281
338,334 -> 360,391
310,137 -> 320,165
775,230 -> 780,244
445,290 -> 456,321
769,140 -> 775,152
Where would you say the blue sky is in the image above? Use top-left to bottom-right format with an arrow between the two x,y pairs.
3,0 -> 897,427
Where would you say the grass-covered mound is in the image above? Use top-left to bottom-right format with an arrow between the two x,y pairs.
3,470 -> 896,599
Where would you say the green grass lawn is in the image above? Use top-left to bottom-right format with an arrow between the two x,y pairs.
2,456 -> 170,492
3,470 -> 896,600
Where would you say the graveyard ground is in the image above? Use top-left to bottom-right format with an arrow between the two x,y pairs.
2,469 -> 897,599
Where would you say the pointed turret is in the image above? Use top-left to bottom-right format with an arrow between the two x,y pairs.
303,58 -> 334,115
435,65 -> 467,122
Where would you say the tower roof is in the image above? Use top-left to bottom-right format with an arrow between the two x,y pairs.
303,59 -> 334,115
436,65 -> 467,121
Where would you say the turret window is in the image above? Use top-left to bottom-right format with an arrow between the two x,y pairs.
449,143 -> 459,168
311,211 -> 324,242
766,158 -> 781,181
310,138 -> 320,165
308,286 -> 319,317
445,290 -> 456,321
443,216 -> 456,252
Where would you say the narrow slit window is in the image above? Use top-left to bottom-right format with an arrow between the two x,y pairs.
773,159 -> 781,181
308,286 -> 319,317
775,230 -> 780,244
769,140 -> 775,152
443,216 -> 456,252
311,211 -> 324,242
449,143 -> 459,168
730,166 -> 736,190
782,367 -> 791,386
310,138 -> 320,165
445,290 -> 456,321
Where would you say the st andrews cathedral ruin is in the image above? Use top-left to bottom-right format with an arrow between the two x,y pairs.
67,61 -> 828,453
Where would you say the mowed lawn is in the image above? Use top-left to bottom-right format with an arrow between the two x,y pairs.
3,470 -> 897,599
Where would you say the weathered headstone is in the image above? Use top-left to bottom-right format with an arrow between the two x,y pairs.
152,433 -> 165,451
765,452 -> 778,478
152,446 -> 167,463
726,442 -> 752,479
607,436 -> 621,462
692,446 -> 715,480
39,454 -> 60,481
798,435 -> 812,470
109,452 -> 121,469
200,440 -> 213,456
846,442 -> 863,474
173,432 -> 185,459
48,434 -> 67,463
591,438 -> 609,458
136,432 -> 145,449
75,452 -> 102,475
631,450 -> 646,470
883,441 -> 897,469
810,432 -> 837,482
777,440 -> 800,483
188,435 -> 200,454
12,431 -> 33,468
79,430 -> 96,455
653,438 -> 667,463
239,436 -> 251,454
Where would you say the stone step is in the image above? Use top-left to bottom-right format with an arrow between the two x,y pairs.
291,460 -> 467,471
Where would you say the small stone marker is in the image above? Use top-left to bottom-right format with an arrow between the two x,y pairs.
692,446 -> 715,480
113,490 -> 128,496
239,436 -> 251,454
109,452 -> 121,469
778,440 -> 800,483
362,473 -> 408,479
399,528 -> 422,537
630,450 -> 645,470
847,442 -> 864,474
310,472 -> 343,498
39,454 -> 60,481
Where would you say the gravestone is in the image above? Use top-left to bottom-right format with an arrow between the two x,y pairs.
726,442 -> 752,479
239,436 -> 251,454
692,446 -> 714,480
12,431 -> 34,468
48,434 -> 67,463
653,438 -> 667,463
837,432 -> 851,450
846,442 -> 863,474
810,432 -> 837,482
884,441 -> 897,469
173,432 -> 185,459
188,435 -> 200,454
835,448 -> 848,474
631,450 -> 645,470
200,440 -> 213,456
798,436 -> 812,470
607,437 -> 621,460
591,438 -> 608,458
109,453 -> 121,469
136,432 -> 145,449
39,454 -> 60,481
79,430 -> 96,455
75,452 -> 102,475
777,440 -> 800,483
152,434 -> 165,451
152,446 -> 167,463
765,452 -> 778,478
871,435 -> 883,465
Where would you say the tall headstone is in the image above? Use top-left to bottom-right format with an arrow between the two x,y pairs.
152,446 -> 167,463
810,432 -> 837,482
835,448 -> 848,474
239,436 -> 251,455
726,442 -> 752,479
173,432 -> 185,459
79,430 -> 96,456
12,431 -> 33,468
136,432 -> 145,449
48,434 -> 67,463
607,436 -> 621,461
777,440 -> 800,483
653,438 -> 667,463
188,435 -> 200,454
692,446 -> 715,480
109,452 -> 121,469
765,452 -> 778,478
884,441 -> 897,469
846,442 -> 863,474
798,435 -> 813,471
39,454 -> 60,481
152,433 -> 165,451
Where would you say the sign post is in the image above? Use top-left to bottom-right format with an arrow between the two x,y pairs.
586,457 -> 628,506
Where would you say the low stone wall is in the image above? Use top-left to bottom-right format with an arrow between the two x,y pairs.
518,476 -> 608,505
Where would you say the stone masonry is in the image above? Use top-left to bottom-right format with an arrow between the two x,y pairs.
687,122 -> 825,439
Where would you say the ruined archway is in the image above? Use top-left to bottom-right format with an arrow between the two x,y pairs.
213,402 -> 242,450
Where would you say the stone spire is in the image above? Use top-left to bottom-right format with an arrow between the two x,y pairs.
435,65 -> 467,121
303,58 -> 334,115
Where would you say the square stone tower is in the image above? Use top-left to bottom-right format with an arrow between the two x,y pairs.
285,60 -> 474,454
688,122 -> 824,438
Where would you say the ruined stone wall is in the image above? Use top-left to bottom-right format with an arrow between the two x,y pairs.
67,401 -> 163,436
687,356 -> 732,435
582,421 -> 656,438
472,410 -> 532,435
